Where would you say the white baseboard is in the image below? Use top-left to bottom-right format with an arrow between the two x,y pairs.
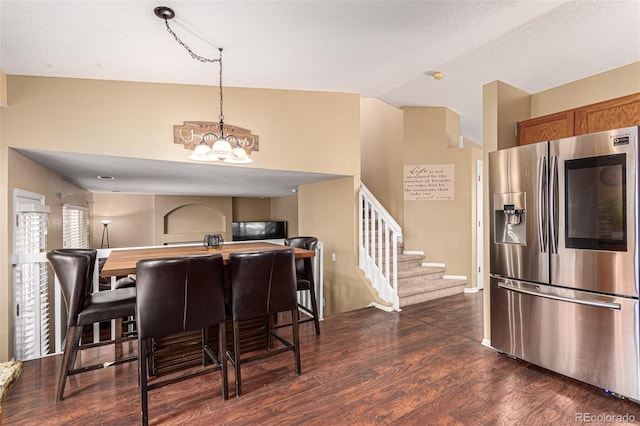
464,287 -> 479,293
481,338 -> 492,348
422,262 -> 445,268
368,301 -> 396,312
444,274 -> 467,280
403,250 -> 424,255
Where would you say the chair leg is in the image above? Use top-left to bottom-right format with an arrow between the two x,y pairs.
115,318 -> 124,358
139,338 -> 149,426
201,328 -> 208,367
307,285 -> 321,335
57,325 -> 81,401
67,326 -> 82,374
233,320 -> 242,397
291,308 -> 301,375
267,314 -> 274,349
218,322 -> 228,400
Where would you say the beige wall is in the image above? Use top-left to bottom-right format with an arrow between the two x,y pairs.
1,76 -> 360,175
0,75 -> 368,361
154,195 -> 232,245
402,107 -> 480,285
360,101 -> 482,287
92,194 -> 155,248
360,98 -> 405,225
91,195 -> 297,249
299,177 -> 372,315
482,61 -> 640,345
5,150 -> 93,360
531,62 -> 640,118
270,195 -> 299,237
232,198 -> 271,222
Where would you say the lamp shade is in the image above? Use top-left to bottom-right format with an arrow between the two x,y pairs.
212,138 -> 232,159
188,141 -> 215,161
225,146 -> 253,163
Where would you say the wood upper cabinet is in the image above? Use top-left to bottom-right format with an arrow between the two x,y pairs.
517,93 -> 640,145
517,110 -> 574,145
574,93 -> 640,135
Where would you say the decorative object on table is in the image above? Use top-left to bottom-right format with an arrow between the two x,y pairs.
154,6 -> 256,163
203,233 -> 224,250
100,219 -> 111,248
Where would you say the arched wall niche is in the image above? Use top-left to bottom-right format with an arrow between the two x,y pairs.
164,203 -> 226,235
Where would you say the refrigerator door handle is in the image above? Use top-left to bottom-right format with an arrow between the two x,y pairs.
498,281 -> 621,310
538,156 -> 547,252
549,154 -> 559,254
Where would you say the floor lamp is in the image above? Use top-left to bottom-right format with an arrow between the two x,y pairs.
100,219 -> 111,248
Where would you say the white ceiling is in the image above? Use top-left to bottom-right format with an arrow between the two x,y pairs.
2,0 -> 640,197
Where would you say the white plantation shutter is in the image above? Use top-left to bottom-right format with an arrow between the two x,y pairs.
63,204 -> 89,248
13,191 -> 51,360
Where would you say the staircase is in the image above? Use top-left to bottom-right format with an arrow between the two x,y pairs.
359,184 -> 467,310
396,252 -> 466,307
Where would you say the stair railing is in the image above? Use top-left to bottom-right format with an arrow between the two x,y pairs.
359,183 -> 402,311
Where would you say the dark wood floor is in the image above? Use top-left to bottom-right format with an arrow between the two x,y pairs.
3,292 -> 640,425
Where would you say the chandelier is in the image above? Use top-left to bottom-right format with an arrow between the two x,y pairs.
154,6 -> 252,163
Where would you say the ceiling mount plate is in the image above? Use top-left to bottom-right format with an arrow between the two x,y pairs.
154,6 -> 175,20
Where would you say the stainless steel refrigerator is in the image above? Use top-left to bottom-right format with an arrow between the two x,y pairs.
489,126 -> 640,401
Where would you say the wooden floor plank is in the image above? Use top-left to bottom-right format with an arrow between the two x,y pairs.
2,292 -> 640,425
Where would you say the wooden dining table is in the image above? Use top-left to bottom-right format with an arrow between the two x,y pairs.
101,241 -> 315,278
101,241 -> 316,377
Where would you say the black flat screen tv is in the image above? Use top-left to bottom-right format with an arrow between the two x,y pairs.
232,221 -> 287,241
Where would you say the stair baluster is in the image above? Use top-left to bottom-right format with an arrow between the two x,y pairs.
359,184 -> 401,311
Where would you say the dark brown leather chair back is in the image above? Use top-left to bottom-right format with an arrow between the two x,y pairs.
60,248 -> 98,301
282,236 -> 320,334
135,254 -> 226,340
47,248 -> 137,401
228,249 -> 297,322
47,249 -> 95,327
284,236 -> 318,281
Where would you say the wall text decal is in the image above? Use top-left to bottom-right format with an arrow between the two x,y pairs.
404,164 -> 455,200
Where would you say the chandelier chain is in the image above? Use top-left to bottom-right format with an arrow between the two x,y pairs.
219,48 -> 224,124
163,18 -> 220,64
155,7 -> 250,161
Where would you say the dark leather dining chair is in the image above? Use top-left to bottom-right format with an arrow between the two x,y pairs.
227,249 -> 300,397
46,249 -> 137,401
135,254 -> 228,426
283,236 -> 320,334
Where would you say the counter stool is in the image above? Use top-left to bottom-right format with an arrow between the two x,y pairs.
227,249 -> 300,396
135,254 -> 228,425
283,236 -> 320,334
46,249 -> 137,401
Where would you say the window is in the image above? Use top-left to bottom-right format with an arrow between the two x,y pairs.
13,190 -> 51,360
63,204 -> 89,248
